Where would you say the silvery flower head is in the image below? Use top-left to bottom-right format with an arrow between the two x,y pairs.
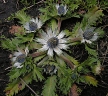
36,29 -> 68,57
43,65 -> 57,75
78,27 -> 98,44
11,47 -> 29,68
94,64 -> 102,75
56,4 -> 67,16
24,17 -> 43,33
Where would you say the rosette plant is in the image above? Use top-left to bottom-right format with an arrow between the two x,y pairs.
0,1 -> 105,96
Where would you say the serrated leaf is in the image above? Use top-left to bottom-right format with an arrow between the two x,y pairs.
8,68 -> 21,82
56,56 -> 66,67
63,52 -> 79,65
1,38 -> 16,50
15,9 -> 30,24
85,45 -> 98,57
42,75 -> 57,96
88,10 -> 103,25
32,64 -> 44,81
81,57 -> 97,66
95,28 -> 105,38
82,6 -> 103,26
5,72 -> 32,96
34,54 -> 45,63
83,75 -> 98,86
58,70 -> 73,95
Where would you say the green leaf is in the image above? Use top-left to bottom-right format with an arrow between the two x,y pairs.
32,64 -> 44,81
82,6 -> 103,26
8,68 -> 21,82
34,54 -> 46,63
81,57 -> 97,66
58,69 -> 73,95
42,75 -> 57,96
56,56 -> 66,67
15,9 -> 30,24
82,75 -> 98,86
1,37 -> 16,50
50,19 -> 58,31
85,45 -> 98,57
63,52 -> 79,65
5,73 -> 32,96
95,28 -> 105,38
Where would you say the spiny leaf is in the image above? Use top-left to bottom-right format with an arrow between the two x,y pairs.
32,64 -> 44,81
81,57 -> 97,66
34,54 -> 46,63
56,56 -> 66,67
5,73 -> 32,96
82,75 -> 98,86
88,10 -> 103,25
15,9 -> 30,24
42,75 -> 57,96
58,70 -> 73,95
71,22 -> 81,36
95,28 -> 105,38
8,68 -> 21,82
1,37 -> 16,50
82,6 -> 103,26
85,45 -> 98,57
63,52 -> 79,65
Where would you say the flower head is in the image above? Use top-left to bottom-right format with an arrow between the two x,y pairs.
56,4 -> 67,15
24,17 -> 42,33
36,29 -> 67,57
93,64 -> 102,75
11,47 -> 29,68
43,65 -> 57,75
78,27 -> 98,44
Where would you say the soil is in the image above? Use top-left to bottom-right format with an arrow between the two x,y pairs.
0,0 -> 108,96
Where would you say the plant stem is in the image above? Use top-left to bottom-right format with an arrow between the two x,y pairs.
60,54 -> 74,69
29,51 -> 45,57
20,78 -> 39,96
69,37 -> 82,42
58,18 -> 62,32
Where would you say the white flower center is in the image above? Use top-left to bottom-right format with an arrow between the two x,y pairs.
58,5 -> 65,15
16,54 -> 26,63
83,30 -> 94,40
29,21 -> 37,31
47,37 -> 59,48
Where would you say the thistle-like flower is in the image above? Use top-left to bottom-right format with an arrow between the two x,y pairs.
56,4 -> 67,15
43,65 -> 57,75
11,47 -> 29,68
93,64 -> 102,75
36,29 -> 67,57
78,27 -> 98,44
24,17 -> 43,33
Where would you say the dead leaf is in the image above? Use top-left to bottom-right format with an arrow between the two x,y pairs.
9,25 -> 23,34
69,84 -> 79,96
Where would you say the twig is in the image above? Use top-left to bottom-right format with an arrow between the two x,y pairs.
101,46 -> 108,65
27,0 -> 44,9
20,78 -> 39,96
5,66 -> 12,70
